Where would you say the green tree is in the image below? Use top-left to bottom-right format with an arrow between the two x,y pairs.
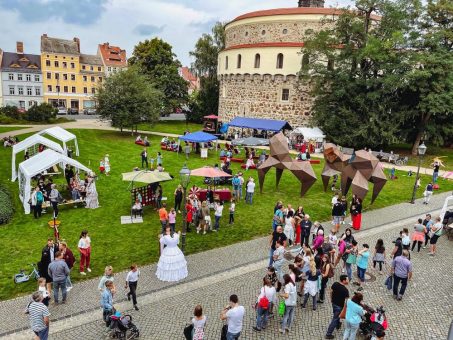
26,103 -> 57,122
188,22 -> 225,122
129,38 -> 188,115
301,0 -> 418,149
95,67 -> 163,132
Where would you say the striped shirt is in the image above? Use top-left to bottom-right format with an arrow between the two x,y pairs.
27,301 -> 50,332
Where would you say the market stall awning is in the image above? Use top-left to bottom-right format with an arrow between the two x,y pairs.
203,114 -> 219,119
232,136 -> 269,146
190,167 -> 232,178
37,126 -> 79,156
228,117 -> 292,132
122,170 -> 173,184
179,131 -> 218,143
290,127 -> 325,141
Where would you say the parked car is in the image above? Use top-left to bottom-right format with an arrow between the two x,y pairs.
83,108 -> 97,115
68,108 -> 79,115
57,107 -> 67,115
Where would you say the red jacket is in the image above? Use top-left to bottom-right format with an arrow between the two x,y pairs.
64,248 -> 76,269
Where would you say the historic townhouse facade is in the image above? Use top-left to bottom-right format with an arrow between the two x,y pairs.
41,34 -> 103,113
97,42 -> 127,77
0,42 -> 43,110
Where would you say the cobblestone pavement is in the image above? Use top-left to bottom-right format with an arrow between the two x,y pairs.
1,192 -> 452,339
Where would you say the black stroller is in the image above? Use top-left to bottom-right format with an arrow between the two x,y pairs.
359,305 -> 387,339
108,313 -> 140,339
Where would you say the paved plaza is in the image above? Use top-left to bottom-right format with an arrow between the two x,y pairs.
1,192 -> 452,339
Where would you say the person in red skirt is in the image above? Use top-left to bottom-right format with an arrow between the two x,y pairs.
350,196 -> 362,230
185,198 -> 194,232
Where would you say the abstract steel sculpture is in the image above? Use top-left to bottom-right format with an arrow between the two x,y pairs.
258,132 -> 317,197
321,143 -> 387,203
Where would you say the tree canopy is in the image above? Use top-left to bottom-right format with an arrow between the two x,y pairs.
95,67 -> 163,132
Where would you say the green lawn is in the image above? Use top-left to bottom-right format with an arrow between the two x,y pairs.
0,126 -> 28,134
137,121 -> 202,135
390,143 -> 453,170
0,129 -> 452,301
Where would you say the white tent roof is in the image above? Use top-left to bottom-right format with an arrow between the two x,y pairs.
291,127 -> 326,140
13,134 -> 64,154
38,126 -> 76,142
19,149 -> 90,177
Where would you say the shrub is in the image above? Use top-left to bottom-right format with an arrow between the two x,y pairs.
26,103 -> 57,122
0,186 -> 14,225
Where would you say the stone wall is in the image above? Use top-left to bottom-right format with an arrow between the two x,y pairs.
225,20 -> 326,48
218,74 -> 314,128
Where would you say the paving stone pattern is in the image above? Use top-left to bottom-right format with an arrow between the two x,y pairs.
1,191 -> 452,339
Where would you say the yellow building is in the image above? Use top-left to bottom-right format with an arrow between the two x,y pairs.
40,34 -> 103,114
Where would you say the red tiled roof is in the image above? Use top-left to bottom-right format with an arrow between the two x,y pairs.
98,43 -> 127,67
230,7 -> 380,23
180,67 -> 198,82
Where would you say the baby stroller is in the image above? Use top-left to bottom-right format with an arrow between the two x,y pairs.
108,312 -> 140,339
359,305 -> 388,339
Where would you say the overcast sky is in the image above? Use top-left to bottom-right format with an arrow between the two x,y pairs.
0,0 -> 353,66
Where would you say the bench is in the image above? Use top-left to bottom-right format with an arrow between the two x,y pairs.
240,164 -> 257,169
296,159 -> 321,164
220,156 -> 243,163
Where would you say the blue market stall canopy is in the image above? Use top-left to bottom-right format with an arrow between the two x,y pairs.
179,131 -> 219,143
228,117 -> 292,132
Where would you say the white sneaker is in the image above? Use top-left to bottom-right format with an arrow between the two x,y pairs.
341,268 -> 345,273
66,286 -> 73,292
203,231 -> 206,235
80,272 -> 86,275
87,268 -> 92,272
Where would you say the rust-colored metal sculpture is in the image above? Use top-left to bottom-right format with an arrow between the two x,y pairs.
258,132 -> 317,196
322,143 -> 387,203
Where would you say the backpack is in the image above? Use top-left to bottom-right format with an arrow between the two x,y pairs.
36,191 -> 44,204
257,287 -> 270,310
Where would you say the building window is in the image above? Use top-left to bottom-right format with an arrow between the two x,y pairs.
27,87 -> 32,95
261,30 -> 266,35
19,101 -> 25,109
245,31 -> 248,37
254,54 -> 260,68
282,28 -> 288,34
225,56 -> 228,70
107,66 -> 111,72
63,74 -> 68,80
98,66 -> 102,71
72,86 -> 76,93
82,65 -> 86,70
90,66 -> 93,71
83,75 -> 87,81
302,54 -> 310,70
47,85 -> 52,92
26,74 -> 31,81
64,86 -> 68,93
70,62 -> 75,69
71,74 -> 76,81
8,73 -> 14,80
83,87 -> 88,94
281,88 -> 290,101
222,85 -> 226,98
63,62 -> 67,68
113,67 -> 117,72
55,73 -> 59,80
18,87 -> 24,95
54,61 -> 59,67
237,54 -> 241,69
91,88 -> 96,94
91,76 -> 95,82
98,77 -> 102,82
18,74 -> 23,81
29,101 -> 35,107
56,85 -> 60,93
46,60 -> 51,67
9,86 -> 15,95
35,87 -> 41,96
276,53 -> 284,69
328,58 -> 334,71
34,75 -> 40,82
46,72 -> 51,79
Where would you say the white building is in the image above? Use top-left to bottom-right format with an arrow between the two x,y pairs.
0,42 -> 43,111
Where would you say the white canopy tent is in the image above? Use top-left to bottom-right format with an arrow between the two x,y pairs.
290,127 -> 326,142
18,149 -> 91,214
37,126 -> 79,157
11,134 -> 64,182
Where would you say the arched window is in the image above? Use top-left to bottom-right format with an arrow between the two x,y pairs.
237,54 -> 242,69
254,54 -> 260,68
302,53 -> 309,70
225,56 -> 228,70
327,58 -> 334,71
276,53 -> 284,69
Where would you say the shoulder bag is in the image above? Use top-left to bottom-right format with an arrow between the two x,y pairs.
339,299 -> 348,319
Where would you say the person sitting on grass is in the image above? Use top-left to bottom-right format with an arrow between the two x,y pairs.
132,199 -> 143,218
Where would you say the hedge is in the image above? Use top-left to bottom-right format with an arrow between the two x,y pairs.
0,186 -> 14,224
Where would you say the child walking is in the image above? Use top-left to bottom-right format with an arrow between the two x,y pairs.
125,264 -> 140,311
229,198 -> 235,224
38,277 -> 50,306
372,239 -> 386,275
169,208 -> 176,232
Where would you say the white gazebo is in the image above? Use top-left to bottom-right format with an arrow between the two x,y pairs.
290,127 -> 326,152
37,126 -> 79,157
18,149 -> 91,214
11,134 -> 64,182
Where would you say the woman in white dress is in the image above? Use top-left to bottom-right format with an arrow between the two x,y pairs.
156,226 -> 188,282
283,210 -> 295,246
85,177 -> 99,209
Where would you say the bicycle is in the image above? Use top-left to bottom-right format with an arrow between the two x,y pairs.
14,263 -> 40,284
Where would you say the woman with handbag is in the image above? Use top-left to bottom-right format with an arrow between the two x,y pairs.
279,274 -> 297,334
253,277 -> 275,332
186,304 -> 206,340
428,216 -> 443,256
345,240 -> 358,282
318,254 -> 332,303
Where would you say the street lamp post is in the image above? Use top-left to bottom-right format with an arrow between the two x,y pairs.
179,164 -> 191,253
410,142 -> 427,204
